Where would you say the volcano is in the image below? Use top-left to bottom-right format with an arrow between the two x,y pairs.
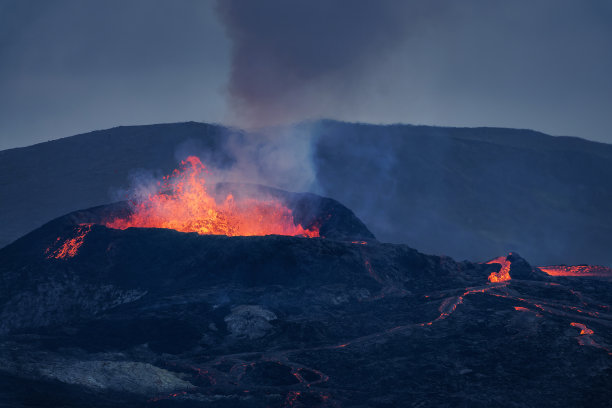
4,121 -> 612,268
0,166 -> 611,407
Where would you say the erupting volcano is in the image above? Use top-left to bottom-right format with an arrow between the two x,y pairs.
104,156 -> 319,238
3,135 -> 612,408
3,180 -> 612,407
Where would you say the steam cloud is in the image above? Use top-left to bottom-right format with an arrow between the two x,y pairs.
215,0 -> 425,127
175,125 -> 319,194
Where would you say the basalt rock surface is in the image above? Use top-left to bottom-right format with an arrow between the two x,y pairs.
0,201 -> 611,407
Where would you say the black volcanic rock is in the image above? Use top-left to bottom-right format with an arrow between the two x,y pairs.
0,201 -> 611,407
0,225 -> 463,336
504,252 -> 534,279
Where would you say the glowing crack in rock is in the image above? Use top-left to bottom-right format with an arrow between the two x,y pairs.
104,156 -> 319,238
45,224 -> 93,259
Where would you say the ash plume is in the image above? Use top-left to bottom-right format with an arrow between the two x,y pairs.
215,0 -> 427,127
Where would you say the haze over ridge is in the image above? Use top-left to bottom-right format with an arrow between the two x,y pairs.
1,0 -> 611,149
2,120 -> 612,268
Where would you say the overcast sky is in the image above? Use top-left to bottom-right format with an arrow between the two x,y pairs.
1,0 -> 611,150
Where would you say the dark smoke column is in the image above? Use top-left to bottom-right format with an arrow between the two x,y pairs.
215,0 -> 421,127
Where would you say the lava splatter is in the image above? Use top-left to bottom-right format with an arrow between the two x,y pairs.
45,224 -> 93,259
486,256 -> 512,283
105,156 -> 319,238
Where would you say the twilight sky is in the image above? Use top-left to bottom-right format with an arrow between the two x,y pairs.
0,0 -> 611,150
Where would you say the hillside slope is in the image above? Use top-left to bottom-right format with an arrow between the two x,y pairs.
2,120 -> 611,266
0,205 -> 611,407
313,121 -> 612,265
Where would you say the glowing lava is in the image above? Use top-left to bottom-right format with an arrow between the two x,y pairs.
570,322 -> 594,336
538,265 -> 612,278
569,322 -> 612,354
105,156 -> 319,238
486,256 -> 512,283
45,224 -> 93,260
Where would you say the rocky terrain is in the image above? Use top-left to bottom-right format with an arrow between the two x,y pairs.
0,191 -> 611,407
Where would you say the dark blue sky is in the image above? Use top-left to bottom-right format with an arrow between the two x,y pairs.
1,0 -> 611,150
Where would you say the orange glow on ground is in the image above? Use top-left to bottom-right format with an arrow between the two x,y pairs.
570,322 -> 594,336
46,224 -> 93,259
538,265 -> 612,278
486,256 -> 512,283
104,156 -> 319,238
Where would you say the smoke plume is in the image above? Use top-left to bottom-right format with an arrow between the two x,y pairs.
215,0 -> 425,127
174,124 -> 319,194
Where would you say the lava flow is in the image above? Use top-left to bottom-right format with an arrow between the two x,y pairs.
538,265 -> 612,278
570,322 -> 612,354
486,256 -> 512,283
105,156 -> 319,238
45,224 -> 93,260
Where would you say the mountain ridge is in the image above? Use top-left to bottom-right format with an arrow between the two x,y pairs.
2,120 -> 611,266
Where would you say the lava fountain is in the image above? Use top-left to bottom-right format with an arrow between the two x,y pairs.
486,256 -> 512,283
104,156 -> 319,238
45,224 -> 93,259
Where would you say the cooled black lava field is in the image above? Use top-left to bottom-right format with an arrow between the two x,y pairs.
0,189 -> 611,408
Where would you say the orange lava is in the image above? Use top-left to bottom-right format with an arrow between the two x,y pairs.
570,322 -> 594,336
148,391 -> 187,403
486,256 -> 512,283
46,224 -> 93,259
363,258 -> 384,284
285,391 -> 301,407
105,156 -> 319,238
538,265 -> 612,278
336,343 -> 349,348
569,322 -> 612,354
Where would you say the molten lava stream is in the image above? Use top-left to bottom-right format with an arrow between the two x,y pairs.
45,224 -> 93,259
569,322 -> 612,354
104,156 -> 319,238
486,256 -> 511,283
570,322 -> 594,336
538,265 -> 612,278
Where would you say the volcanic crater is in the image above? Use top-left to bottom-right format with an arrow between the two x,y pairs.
0,159 -> 612,407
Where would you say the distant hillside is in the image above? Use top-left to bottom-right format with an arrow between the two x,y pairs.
312,121 -> 612,266
1,120 -> 611,266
